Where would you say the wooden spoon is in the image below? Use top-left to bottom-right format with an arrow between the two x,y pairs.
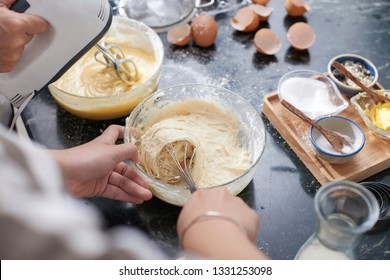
332,61 -> 389,103
281,99 -> 352,154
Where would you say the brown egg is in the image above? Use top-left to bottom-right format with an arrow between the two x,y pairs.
230,7 -> 260,33
254,28 -> 281,55
190,14 -> 218,47
252,0 -> 270,5
249,4 -> 274,22
287,22 -> 315,50
285,0 -> 310,17
167,24 -> 192,46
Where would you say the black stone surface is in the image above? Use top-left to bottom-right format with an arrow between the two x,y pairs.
21,0 -> 390,259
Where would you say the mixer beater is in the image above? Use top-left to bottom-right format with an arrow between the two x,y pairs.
94,42 -> 139,85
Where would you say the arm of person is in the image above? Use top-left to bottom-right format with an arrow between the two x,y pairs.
49,125 -> 153,204
0,0 -> 48,73
177,187 -> 270,260
180,215 -> 269,260
0,124 -> 163,259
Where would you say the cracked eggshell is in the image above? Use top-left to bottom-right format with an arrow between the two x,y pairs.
287,22 -> 315,50
230,7 -> 260,33
285,0 -> 310,17
254,28 -> 281,55
190,14 -> 218,47
252,0 -> 270,5
167,24 -> 192,46
249,4 -> 274,22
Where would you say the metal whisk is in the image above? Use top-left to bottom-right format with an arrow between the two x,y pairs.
94,42 -> 138,85
158,141 -> 197,193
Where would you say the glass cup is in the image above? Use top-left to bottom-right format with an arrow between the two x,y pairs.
296,180 -> 380,259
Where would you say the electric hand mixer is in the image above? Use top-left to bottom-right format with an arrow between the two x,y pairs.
0,0 -> 137,129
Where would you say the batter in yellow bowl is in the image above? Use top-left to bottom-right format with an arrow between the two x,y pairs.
55,20 -> 157,97
53,38 -> 156,97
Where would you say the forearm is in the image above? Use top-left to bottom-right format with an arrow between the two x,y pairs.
47,149 -> 83,193
49,149 -> 72,176
181,219 -> 269,260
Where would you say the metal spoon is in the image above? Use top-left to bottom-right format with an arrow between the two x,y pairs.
281,99 -> 352,154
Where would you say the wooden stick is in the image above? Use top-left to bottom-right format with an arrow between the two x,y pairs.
332,61 -> 388,103
281,99 -> 352,154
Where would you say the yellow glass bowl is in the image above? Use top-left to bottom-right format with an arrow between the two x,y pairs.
49,16 -> 164,120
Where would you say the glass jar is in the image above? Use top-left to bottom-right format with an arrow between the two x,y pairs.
295,180 -> 379,260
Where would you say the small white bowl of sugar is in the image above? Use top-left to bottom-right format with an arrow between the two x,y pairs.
309,116 -> 365,164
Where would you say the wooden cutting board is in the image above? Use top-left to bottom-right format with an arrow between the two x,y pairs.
262,92 -> 390,184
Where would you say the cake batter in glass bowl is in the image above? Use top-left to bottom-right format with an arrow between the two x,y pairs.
125,84 -> 266,206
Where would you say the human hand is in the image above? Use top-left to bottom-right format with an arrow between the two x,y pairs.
50,125 -> 152,204
177,187 -> 268,259
178,187 -> 259,242
0,0 -> 48,72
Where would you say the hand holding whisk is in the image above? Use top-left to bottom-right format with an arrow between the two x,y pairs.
94,42 -> 139,85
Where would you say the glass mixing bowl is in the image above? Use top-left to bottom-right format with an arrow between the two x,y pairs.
278,69 -> 348,120
124,84 -> 266,206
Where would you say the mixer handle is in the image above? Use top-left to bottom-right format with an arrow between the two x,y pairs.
10,0 -> 30,13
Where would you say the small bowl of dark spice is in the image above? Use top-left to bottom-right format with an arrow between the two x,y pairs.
327,54 -> 378,96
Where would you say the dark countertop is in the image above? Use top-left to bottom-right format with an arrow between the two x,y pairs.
21,0 -> 390,259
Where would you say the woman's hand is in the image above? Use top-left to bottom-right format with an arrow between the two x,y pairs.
50,125 -> 152,204
177,187 -> 269,259
178,187 -> 259,242
0,0 -> 48,72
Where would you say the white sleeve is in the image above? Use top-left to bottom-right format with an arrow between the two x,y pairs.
0,94 -> 12,127
0,125 -> 167,259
